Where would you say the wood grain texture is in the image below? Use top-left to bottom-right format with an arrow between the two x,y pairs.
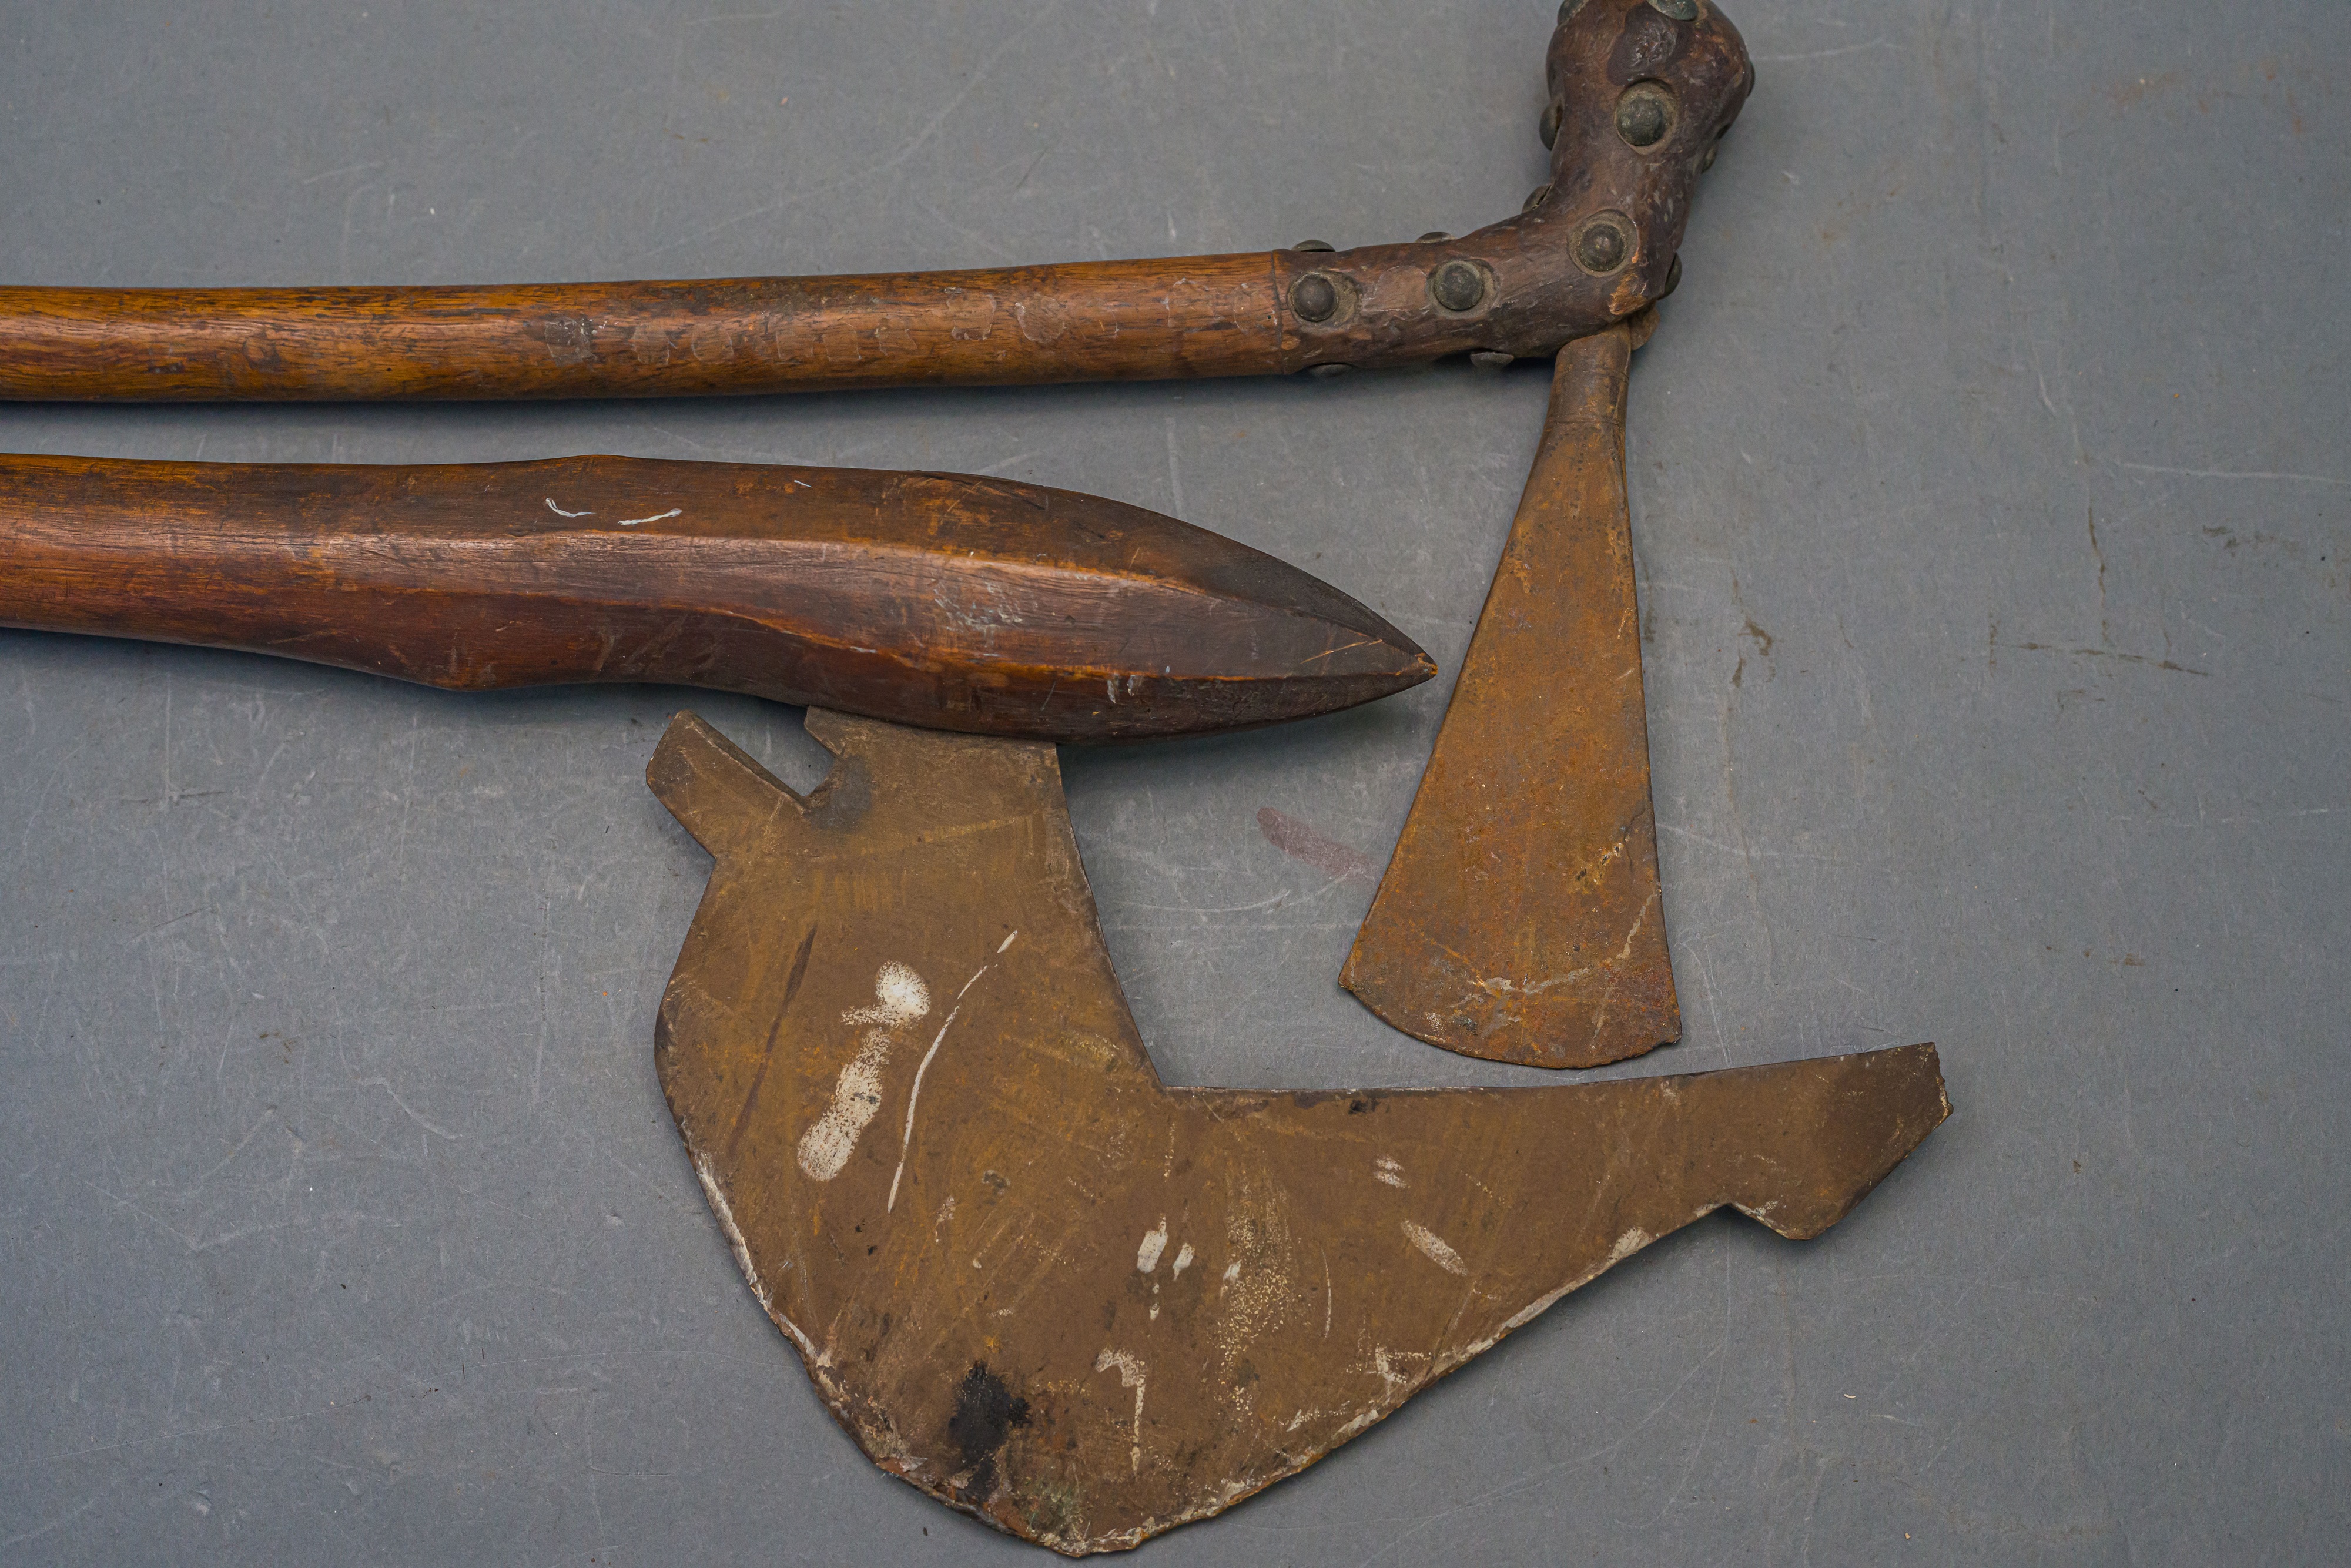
0,256 -> 1286,401
647,709 -> 1947,1554
1344,325 -> 1678,1067
0,1 -> 1752,401
0,453 -> 1432,741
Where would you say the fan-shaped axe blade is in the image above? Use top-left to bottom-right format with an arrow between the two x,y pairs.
1344,323 -> 1678,1067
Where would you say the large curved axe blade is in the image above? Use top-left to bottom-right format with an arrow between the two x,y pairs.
647,709 -> 1947,1555
1345,324 -> 1678,1068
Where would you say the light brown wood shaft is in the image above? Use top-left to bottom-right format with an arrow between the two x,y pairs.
0,254 -> 1286,401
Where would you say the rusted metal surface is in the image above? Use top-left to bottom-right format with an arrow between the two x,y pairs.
0,451 -> 1430,742
1345,323 -> 1676,1067
0,0 -> 1749,401
647,709 -> 1948,1555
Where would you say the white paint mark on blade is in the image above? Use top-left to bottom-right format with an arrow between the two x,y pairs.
889,947 -> 1005,1212
1221,1260 -> 1241,1288
1607,1225 -> 1653,1263
798,963 -> 932,1183
614,508 -> 684,527
1136,1218 -> 1170,1274
885,1004 -> 959,1212
845,961 -> 930,1027
1093,1349 -> 1148,1473
797,1036 -> 894,1182
544,498 -> 593,518
1373,1155 -> 1406,1188
997,930 -> 1019,953
1401,1219 -> 1468,1275
1170,1242 -> 1194,1278
1368,1345 -> 1427,1392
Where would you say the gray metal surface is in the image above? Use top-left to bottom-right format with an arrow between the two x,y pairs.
2,1 -> 2343,1562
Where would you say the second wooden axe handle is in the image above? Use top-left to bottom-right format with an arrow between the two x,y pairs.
0,452 -> 1432,741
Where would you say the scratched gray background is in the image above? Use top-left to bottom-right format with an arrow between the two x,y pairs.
2,0 -> 2346,1562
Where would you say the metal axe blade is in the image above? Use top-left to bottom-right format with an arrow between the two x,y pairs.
1343,322 -> 1679,1068
647,709 -> 1947,1554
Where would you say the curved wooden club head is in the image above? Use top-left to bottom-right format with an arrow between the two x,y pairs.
1343,324 -> 1678,1068
647,710 -> 1948,1555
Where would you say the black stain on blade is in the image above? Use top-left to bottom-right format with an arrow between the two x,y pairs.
947,1362 -> 1030,1500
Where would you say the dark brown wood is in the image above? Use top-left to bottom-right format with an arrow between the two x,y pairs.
1274,0 -> 1750,378
1344,323 -> 1678,1067
0,0 -> 1751,401
648,708 -> 1948,1555
0,453 -> 1431,741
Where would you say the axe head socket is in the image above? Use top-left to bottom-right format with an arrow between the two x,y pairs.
1275,0 -> 1752,373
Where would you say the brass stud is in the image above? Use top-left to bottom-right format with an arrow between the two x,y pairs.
1572,215 -> 1633,276
1291,273 -> 1339,324
1615,82 -> 1676,149
1430,260 -> 1488,314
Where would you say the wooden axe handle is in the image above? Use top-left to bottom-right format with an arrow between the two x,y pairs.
0,1 -> 1751,401
0,451 -> 1431,741
0,257 -> 1289,402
